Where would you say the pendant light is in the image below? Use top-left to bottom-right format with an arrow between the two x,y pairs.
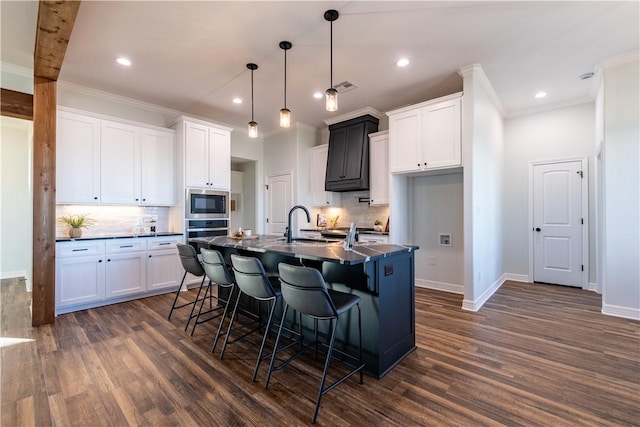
279,41 -> 292,128
247,63 -> 258,138
324,9 -> 339,112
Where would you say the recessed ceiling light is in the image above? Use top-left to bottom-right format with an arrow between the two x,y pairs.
116,57 -> 131,66
313,92 -> 323,99
534,91 -> 547,99
396,58 -> 410,67
232,97 -> 242,104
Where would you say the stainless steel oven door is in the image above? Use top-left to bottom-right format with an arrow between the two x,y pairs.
185,189 -> 230,219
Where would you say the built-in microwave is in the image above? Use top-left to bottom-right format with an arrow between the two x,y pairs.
185,188 -> 230,219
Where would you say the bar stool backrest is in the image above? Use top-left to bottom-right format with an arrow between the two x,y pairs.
230,254 -> 276,300
278,263 -> 337,319
200,248 -> 234,285
177,243 -> 205,277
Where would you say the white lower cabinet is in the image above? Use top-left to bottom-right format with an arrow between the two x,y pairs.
56,236 -> 182,314
146,237 -> 182,291
105,239 -> 147,298
56,241 -> 106,308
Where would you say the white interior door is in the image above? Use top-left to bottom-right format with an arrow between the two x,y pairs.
266,172 -> 292,235
533,160 -> 583,287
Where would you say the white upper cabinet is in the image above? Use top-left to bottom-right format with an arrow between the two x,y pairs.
57,110 -> 101,204
100,120 -> 139,204
183,120 -> 231,190
310,144 -> 341,207
368,131 -> 389,206
57,109 -> 176,206
387,93 -> 461,174
140,128 -> 176,206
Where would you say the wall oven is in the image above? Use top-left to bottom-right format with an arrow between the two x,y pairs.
186,219 -> 229,241
185,189 -> 229,219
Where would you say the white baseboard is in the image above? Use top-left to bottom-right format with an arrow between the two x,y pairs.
503,273 -> 529,283
0,271 -> 26,280
602,304 -> 640,321
415,278 -> 463,294
462,273 -> 506,312
25,278 -> 32,293
587,282 -> 600,293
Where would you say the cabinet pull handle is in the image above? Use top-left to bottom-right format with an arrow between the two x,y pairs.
72,248 -> 88,252
159,242 -> 171,245
120,245 -> 133,248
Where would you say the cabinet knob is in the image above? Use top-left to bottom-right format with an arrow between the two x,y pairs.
423,162 -> 427,166
149,254 -> 152,258
417,163 -> 420,167
107,259 -> 111,262
142,198 -> 146,202
135,198 -> 139,201
98,259 -> 102,263
94,196 -> 98,200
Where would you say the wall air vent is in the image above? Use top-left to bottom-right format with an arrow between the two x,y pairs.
333,81 -> 358,93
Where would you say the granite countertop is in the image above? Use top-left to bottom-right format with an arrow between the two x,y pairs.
192,234 -> 415,265
56,232 -> 183,242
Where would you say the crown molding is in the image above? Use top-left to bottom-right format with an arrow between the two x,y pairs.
0,62 -> 33,78
505,96 -> 594,119
458,63 -> 505,116
595,51 -> 640,70
323,106 -> 382,126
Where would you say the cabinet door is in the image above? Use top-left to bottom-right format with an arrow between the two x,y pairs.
56,255 -> 105,308
325,127 -> 348,183
141,129 -> 175,205
208,128 -> 231,190
310,145 -> 340,207
56,111 -> 101,204
105,252 -> 146,298
147,249 -> 181,291
343,124 -> 367,181
422,99 -> 461,169
101,120 -> 140,204
389,109 -> 422,173
369,134 -> 389,205
184,121 -> 210,188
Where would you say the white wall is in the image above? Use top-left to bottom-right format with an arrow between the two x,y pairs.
601,56 -> 640,319
411,173 -> 464,293
503,102 -> 596,282
459,65 -> 505,310
0,117 -> 33,283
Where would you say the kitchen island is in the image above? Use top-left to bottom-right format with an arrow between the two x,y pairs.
191,234 -> 417,378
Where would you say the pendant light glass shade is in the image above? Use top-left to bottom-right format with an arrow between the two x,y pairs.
279,108 -> 291,128
279,41 -> 292,128
325,88 -> 338,112
247,63 -> 258,138
248,121 -> 258,138
324,10 -> 339,112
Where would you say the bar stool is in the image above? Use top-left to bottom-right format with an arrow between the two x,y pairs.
219,254 -> 282,382
168,243 -> 209,329
267,263 -> 364,424
190,248 -> 236,342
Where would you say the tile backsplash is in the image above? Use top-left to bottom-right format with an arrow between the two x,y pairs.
56,205 -> 171,237
311,191 -> 389,230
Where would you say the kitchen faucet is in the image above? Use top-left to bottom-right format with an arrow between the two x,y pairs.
287,205 -> 311,243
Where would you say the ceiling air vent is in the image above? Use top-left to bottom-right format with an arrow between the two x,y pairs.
333,81 -> 358,94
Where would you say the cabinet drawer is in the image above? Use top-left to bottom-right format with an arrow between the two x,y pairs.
57,241 -> 105,257
147,237 -> 181,251
106,238 -> 146,253
359,234 -> 389,244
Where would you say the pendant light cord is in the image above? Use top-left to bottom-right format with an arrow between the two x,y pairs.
330,20 -> 333,89
251,68 -> 254,121
284,48 -> 287,109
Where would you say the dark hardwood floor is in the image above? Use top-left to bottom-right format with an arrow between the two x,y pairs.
1,277 -> 638,426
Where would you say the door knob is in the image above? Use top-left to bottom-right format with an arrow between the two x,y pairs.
535,227 -> 541,232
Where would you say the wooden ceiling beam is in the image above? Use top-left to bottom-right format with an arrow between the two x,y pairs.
1,88 -> 33,120
34,1 -> 81,80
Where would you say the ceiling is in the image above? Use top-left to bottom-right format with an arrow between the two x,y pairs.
2,1 -> 638,135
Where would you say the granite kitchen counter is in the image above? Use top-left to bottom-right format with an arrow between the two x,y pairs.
56,232 -> 183,242
190,234 -> 411,265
